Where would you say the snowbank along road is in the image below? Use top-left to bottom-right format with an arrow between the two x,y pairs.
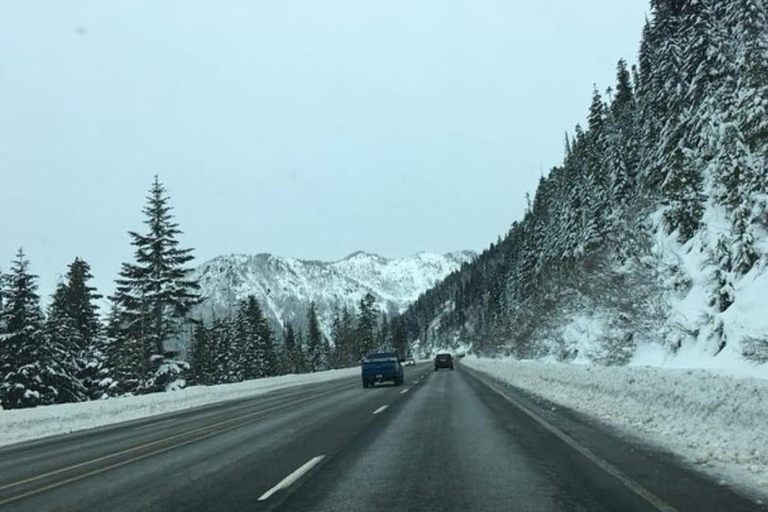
0,362 -> 764,511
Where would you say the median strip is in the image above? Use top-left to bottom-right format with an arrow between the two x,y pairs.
257,455 -> 325,502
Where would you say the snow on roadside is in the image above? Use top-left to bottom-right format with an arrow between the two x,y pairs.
0,368 -> 359,448
463,356 -> 768,497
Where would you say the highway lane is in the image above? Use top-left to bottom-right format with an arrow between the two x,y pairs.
0,361 -> 765,511
0,363 -> 431,511
274,364 -> 766,512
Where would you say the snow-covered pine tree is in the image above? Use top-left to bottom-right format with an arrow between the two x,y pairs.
0,268 -> 7,404
607,60 -> 637,212
283,321 -> 302,374
45,283 -> 88,402
328,309 -> 343,369
708,236 -> 736,312
728,0 -> 768,157
62,258 -> 103,347
1,250 -> 81,408
564,126 -> 588,259
643,0 -> 686,194
605,60 -> 641,262
2,250 -> 45,408
377,312 -> 389,350
99,302 -> 144,395
661,146 -> 705,242
391,315 -> 408,360
189,320 -> 212,385
334,306 -> 357,367
55,258 -> 105,398
210,317 -> 232,384
306,302 -> 326,372
236,296 -> 276,380
636,19 -> 658,172
731,204 -> 759,274
723,0 -> 768,274
356,293 -> 378,360
257,306 -> 276,377
652,2 -> 705,245
295,328 -> 309,373
111,176 -> 200,392
583,87 -> 610,251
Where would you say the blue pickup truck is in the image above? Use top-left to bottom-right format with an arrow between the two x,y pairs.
362,352 -> 404,388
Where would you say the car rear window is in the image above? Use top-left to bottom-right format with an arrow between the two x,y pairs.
365,353 -> 398,362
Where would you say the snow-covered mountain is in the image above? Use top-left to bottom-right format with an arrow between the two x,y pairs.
192,251 -> 475,335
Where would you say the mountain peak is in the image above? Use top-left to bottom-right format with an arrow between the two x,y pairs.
339,250 -> 387,262
192,250 -> 475,336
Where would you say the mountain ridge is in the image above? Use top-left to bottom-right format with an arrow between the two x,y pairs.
191,250 -> 475,338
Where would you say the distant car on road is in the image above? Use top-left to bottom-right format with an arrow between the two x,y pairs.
434,353 -> 454,371
362,352 -> 404,388
404,355 -> 416,366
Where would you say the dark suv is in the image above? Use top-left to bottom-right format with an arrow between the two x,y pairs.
434,353 -> 454,371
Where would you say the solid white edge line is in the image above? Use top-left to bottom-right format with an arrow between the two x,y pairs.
257,455 -> 325,502
470,370 -> 679,512
372,405 -> 389,415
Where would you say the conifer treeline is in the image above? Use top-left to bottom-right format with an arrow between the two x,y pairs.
400,0 -> 768,360
0,172 -> 403,408
0,177 -> 203,408
189,293 -> 407,386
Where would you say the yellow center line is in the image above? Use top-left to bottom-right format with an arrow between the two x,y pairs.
0,410 -> 282,508
0,380 -> 355,496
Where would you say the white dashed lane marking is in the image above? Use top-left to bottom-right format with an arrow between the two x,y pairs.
257,455 -> 326,502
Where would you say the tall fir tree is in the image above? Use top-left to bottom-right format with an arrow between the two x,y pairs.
0,268 -> 8,402
211,317 -> 234,384
295,328 -> 308,373
391,315 -> 408,359
45,283 -> 88,402
283,321 -> 305,374
189,321 -> 214,385
236,296 -> 276,380
110,176 -> 200,392
378,312 -> 390,352
2,250 -> 80,408
62,258 -> 103,348
306,302 -> 326,372
356,293 -> 378,359
50,258 -> 105,399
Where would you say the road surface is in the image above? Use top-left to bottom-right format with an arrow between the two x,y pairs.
0,362 -> 764,511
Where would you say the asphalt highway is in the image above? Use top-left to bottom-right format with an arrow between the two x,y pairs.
0,362 -> 764,511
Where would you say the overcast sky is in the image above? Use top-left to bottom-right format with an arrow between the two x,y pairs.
0,1 -> 649,299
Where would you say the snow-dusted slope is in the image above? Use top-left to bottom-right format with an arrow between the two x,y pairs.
192,251 -> 474,334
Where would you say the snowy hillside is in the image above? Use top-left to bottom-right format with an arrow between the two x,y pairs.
400,0 -> 768,372
192,251 -> 474,335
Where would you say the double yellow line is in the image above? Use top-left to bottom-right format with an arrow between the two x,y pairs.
0,380 -> 356,507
